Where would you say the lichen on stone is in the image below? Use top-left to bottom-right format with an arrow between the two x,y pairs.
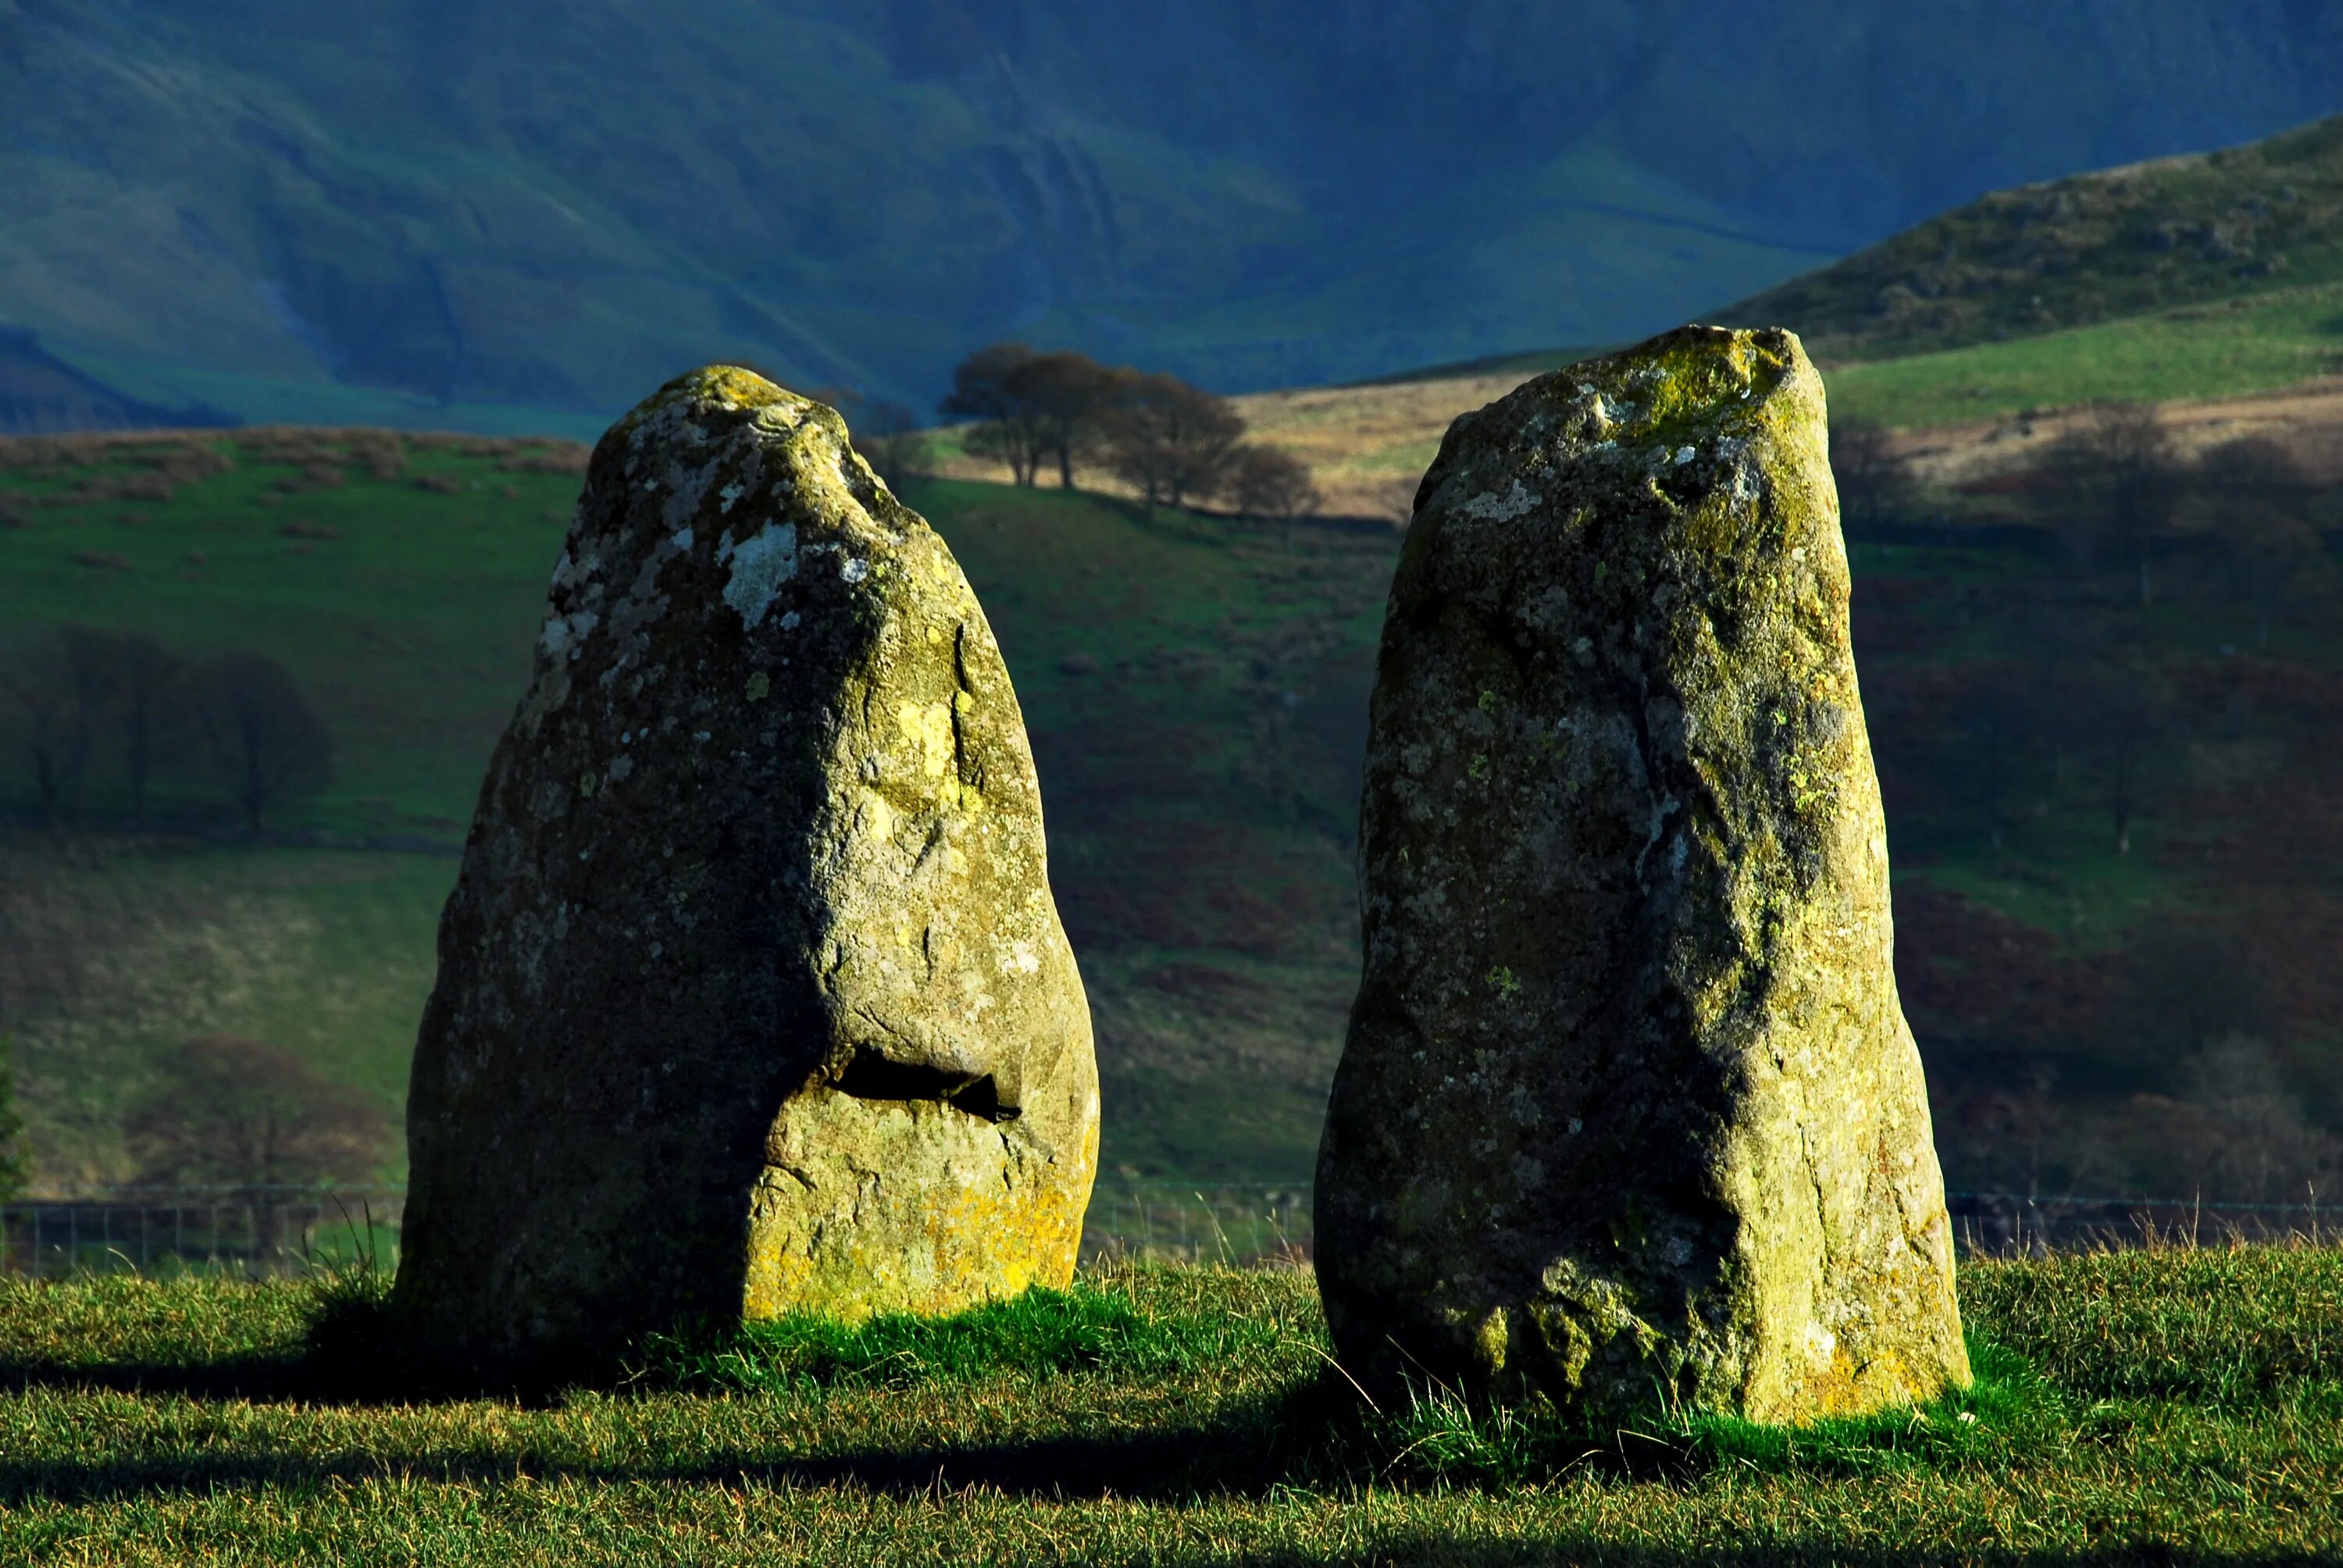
1314,325 -> 1969,1426
396,366 -> 1098,1374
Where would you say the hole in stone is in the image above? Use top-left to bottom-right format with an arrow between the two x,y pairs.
830,1047 -> 1018,1122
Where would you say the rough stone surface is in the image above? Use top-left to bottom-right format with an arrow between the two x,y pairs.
1313,326 -> 1969,1424
396,367 -> 1097,1373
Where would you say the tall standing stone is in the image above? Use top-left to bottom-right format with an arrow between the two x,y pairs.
396,367 -> 1098,1374
1314,326 -> 1968,1424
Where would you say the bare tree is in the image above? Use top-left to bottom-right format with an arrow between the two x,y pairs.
127,1035 -> 394,1253
2067,661 -> 2172,857
1100,372 -> 1247,513
2167,1035 -> 2342,1204
1830,419 -> 1917,532
834,394 -> 927,490
1225,443 -> 1322,544
2042,401 -> 2184,607
2193,437 -> 2336,647
128,1035 -> 394,1189
1956,663 -> 2042,853
0,629 -> 73,827
109,632 -> 187,827
194,651 -> 332,832
55,625 -> 123,824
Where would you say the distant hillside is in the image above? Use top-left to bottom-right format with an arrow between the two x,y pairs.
3,2 -> 2340,430
1720,112 -> 2343,365
0,330 -> 236,435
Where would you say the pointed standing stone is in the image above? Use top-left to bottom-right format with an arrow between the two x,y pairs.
395,367 -> 1098,1374
1314,326 -> 1969,1424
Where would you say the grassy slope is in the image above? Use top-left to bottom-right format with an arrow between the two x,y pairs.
0,434 -> 1388,1185
4,422 -> 2340,1196
1719,112 -> 2343,364
0,1249 -> 2337,1562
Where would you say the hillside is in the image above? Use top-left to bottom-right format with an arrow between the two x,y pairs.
1721,112 -> 2343,365
3,413 -> 2341,1206
4,2 -> 2341,429
0,429 -> 1390,1186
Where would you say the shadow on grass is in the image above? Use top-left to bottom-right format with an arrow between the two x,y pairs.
0,1369 -> 1357,1506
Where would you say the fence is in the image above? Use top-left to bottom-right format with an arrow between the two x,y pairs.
3,1183 -> 2331,1278
1946,1189 -> 2331,1255
1,1188 -> 404,1279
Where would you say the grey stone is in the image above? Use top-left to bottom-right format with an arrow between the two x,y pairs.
1313,326 -> 1969,1424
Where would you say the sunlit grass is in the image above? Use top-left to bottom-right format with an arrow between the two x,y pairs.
1,1249 -> 2336,1562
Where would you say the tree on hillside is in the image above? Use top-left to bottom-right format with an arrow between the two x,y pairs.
2195,436 -> 2316,511
2191,437 -> 2336,647
194,651 -> 331,833
2166,1035 -> 2341,1205
108,632 -> 187,827
1100,372 -> 1246,513
940,343 -> 1047,486
54,626 -> 123,825
0,629 -> 74,828
1830,419 -> 1917,532
1021,351 -> 1120,489
2041,401 -> 2184,607
2216,506 -> 2336,647
2066,659 -> 2174,857
1225,444 -> 1321,543
127,1035 -> 393,1192
939,345 -> 1122,490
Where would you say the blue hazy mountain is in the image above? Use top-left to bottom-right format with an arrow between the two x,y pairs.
2,0 -> 2338,430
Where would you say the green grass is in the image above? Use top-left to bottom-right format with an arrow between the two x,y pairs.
0,1249 -> 2336,1562
0,435 -> 1388,1185
7,421 -> 2341,1197
1824,280 -> 2343,429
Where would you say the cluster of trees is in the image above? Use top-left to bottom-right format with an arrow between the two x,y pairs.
942,344 -> 1320,522
0,627 -> 332,832
1838,404 -> 2337,647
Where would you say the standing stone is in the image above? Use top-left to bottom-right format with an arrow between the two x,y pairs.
1314,326 -> 1968,1424
396,366 -> 1098,1374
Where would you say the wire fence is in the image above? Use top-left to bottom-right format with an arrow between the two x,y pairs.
1,1182 -> 2331,1278
0,1187 -> 405,1279
1945,1188 -> 2333,1256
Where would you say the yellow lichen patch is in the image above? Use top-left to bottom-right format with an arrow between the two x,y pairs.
742,1089 -> 1093,1324
895,700 -> 957,781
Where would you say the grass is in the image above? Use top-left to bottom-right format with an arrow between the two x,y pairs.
0,1249 -> 2336,1562
1824,280 -> 2343,429
0,434 -> 1387,1185
5,419 -> 2342,1198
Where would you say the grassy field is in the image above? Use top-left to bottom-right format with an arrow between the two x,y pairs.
2,416 -> 2339,1201
0,431 -> 1389,1186
1823,280 -> 2343,430
0,1246 -> 2336,1563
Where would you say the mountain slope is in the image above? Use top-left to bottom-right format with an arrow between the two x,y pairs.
1,1 -> 2338,430
1719,112 -> 2343,364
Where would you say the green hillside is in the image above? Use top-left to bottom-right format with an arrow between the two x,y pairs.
1721,112 -> 2343,366
0,429 -> 1389,1186
2,418 -> 2339,1200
